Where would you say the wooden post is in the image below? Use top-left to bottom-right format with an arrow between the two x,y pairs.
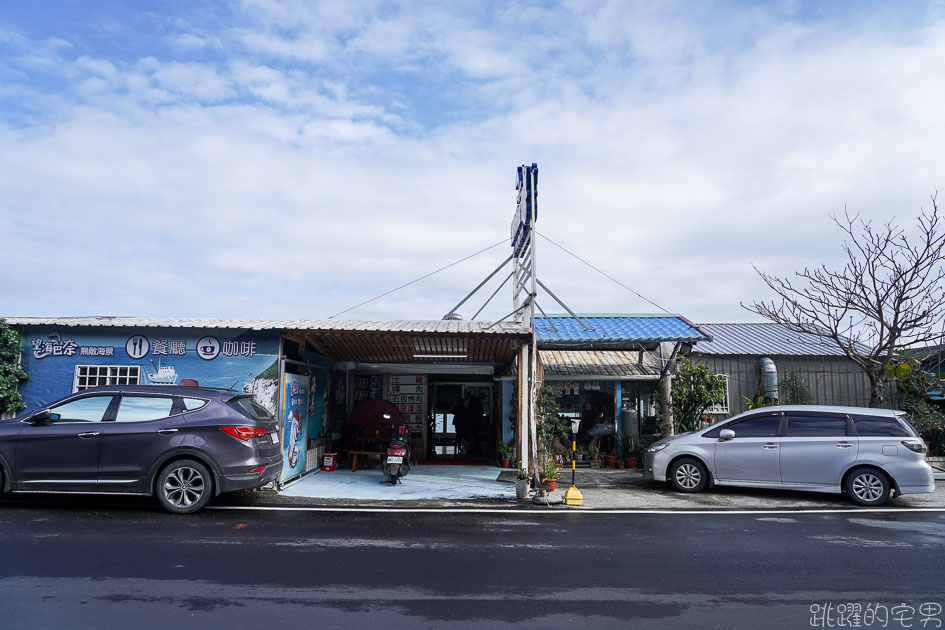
517,343 -> 529,472
660,373 -> 675,437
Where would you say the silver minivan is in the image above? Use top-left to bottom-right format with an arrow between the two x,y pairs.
643,405 -> 934,506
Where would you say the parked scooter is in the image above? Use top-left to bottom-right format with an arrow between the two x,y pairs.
382,419 -> 411,485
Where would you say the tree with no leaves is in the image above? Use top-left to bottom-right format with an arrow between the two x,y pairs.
744,194 -> 945,407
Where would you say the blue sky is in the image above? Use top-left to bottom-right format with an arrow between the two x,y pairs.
1,1 -> 943,322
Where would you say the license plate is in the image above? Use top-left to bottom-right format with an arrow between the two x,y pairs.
387,456 -> 403,464
270,433 -> 279,444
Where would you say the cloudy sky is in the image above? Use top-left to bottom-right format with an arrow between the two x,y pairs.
1,1 -> 942,323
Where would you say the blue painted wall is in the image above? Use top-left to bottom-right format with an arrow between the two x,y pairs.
17,326 -> 281,413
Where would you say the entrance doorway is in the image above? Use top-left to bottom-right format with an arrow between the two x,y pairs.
430,382 -> 493,460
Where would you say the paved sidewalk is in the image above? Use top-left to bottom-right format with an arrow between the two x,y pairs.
222,465 -> 944,511
280,465 -> 514,501
540,467 -> 945,510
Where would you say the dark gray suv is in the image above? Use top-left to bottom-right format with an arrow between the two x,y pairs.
0,385 -> 283,513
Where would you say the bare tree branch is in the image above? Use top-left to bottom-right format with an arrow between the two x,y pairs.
742,193 -> 945,407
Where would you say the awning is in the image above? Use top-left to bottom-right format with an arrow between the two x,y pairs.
503,350 -> 662,381
3,316 -> 533,368
535,314 -> 711,350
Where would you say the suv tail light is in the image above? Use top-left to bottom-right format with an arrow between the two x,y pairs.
901,440 -> 927,454
221,426 -> 269,441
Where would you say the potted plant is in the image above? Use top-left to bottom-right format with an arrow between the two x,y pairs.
587,443 -> 599,462
620,433 -> 639,469
497,441 -> 513,468
573,446 -> 584,462
603,446 -> 618,468
515,462 -> 530,501
539,459 -> 561,493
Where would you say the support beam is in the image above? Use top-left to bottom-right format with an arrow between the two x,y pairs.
534,300 -> 558,333
661,372 -> 675,437
659,341 -> 683,378
529,328 -> 539,482
472,271 -> 514,321
303,333 -> 331,358
442,255 -> 513,319
517,343 -> 529,471
536,279 -> 593,331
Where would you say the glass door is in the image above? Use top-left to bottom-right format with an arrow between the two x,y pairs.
430,383 -> 493,458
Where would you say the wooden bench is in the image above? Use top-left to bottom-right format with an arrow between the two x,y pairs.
343,449 -> 385,472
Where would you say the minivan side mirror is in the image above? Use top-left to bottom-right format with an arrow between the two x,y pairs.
719,429 -> 735,441
26,409 -> 52,424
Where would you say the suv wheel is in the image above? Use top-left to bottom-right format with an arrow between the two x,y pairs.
845,467 -> 891,506
157,460 -> 212,514
670,457 -> 708,493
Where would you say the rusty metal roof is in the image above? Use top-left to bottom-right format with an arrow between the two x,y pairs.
504,350 -> 662,379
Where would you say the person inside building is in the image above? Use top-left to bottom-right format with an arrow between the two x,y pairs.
449,398 -> 471,455
466,394 -> 484,454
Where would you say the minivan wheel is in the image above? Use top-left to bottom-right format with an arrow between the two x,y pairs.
670,458 -> 708,493
156,459 -> 212,514
845,468 -> 891,507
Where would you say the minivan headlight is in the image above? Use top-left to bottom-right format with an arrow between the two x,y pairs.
648,443 -> 669,453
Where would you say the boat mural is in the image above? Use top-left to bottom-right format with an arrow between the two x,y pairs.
147,359 -> 180,385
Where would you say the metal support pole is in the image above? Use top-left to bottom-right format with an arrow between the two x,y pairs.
564,420 -> 583,506
512,257 -> 521,324
518,343 -> 529,472
442,255 -> 512,319
571,439 -> 576,487
472,271 -> 514,321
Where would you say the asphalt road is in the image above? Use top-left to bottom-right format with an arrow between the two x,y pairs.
0,497 -> 943,629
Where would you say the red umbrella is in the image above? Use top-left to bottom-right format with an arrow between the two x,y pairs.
346,399 -> 405,440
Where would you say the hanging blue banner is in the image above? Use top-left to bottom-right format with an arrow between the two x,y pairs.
282,372 -> 309,481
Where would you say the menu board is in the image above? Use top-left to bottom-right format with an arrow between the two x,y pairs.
389,375 -> 426,433
353,374 -> 385,402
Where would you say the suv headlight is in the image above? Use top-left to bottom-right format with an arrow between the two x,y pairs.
647,443 -> 669,453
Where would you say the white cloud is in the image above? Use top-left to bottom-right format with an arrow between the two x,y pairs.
150,62 -> 235,101
168,33 -> 223,51
0,2 -> 943,324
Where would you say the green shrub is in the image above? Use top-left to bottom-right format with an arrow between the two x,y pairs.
0,319 -> 28,414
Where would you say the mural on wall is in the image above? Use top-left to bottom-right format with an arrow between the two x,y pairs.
17,327 -> 281,414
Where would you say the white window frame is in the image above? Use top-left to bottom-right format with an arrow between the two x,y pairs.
703,374 -> 730,415
73,364 -> 141,392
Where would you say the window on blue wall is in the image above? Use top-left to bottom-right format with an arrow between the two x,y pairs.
73,365 -> 141,392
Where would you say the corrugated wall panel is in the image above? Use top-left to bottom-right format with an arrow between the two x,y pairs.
694,354 -> 891,417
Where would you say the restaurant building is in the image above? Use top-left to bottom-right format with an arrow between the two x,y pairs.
5,313 -> 710,483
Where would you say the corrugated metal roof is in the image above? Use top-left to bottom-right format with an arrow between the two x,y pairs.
540,350 -> 661,378
3,316 -> 531,336
535,314 -> 711,347
692,323 -> 852,356
503,350 -> 662,379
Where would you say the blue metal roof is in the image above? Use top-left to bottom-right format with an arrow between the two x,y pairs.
535,314 -> 711,347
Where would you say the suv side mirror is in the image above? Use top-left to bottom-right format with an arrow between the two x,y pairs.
719,429 -> 735,441
26,409 -> 53,424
